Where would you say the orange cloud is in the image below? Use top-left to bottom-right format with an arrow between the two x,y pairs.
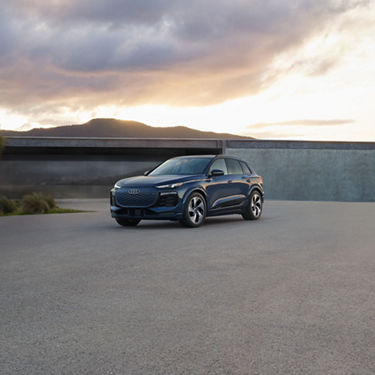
0,0 -> 370,119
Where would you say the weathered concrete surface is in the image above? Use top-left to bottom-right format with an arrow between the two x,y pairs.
0,160 -> 162,198
1,199 -> 375,374
227,146 -> 375,201
4,136 -> 224,150
0,137 -> 222,198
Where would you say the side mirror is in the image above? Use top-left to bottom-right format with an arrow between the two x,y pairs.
210,169 -> 224,177
144,170 -> 150,176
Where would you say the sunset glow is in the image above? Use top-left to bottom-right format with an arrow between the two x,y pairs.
0,0 -> 374,141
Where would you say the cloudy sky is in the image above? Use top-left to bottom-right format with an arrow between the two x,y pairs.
0,0 -> 374,140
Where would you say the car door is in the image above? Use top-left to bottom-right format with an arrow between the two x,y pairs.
205,158 -> 232,210
224,158 -> 249,206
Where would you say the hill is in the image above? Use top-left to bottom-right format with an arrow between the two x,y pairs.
1,118 -> 252,139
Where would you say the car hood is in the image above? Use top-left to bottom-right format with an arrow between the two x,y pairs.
115,174 -> 205,188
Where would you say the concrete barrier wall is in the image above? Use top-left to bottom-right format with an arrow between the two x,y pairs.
1,137 -> 374,201
226,140 -> 375,202
0,137 -> 221,198
0,160 -> 162,198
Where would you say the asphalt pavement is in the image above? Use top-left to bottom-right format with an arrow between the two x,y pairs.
1,199 -> 375,374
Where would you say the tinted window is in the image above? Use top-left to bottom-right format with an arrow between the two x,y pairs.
209,159 -> 228,175
149,158 -> 211,176
240,161 -> 252,174
226,159 -> 243,174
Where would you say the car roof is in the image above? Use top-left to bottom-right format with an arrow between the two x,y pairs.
172,155 -> 246,162
172,155 -> 216,159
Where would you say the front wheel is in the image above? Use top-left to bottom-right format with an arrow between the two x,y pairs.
115,218 -> 141,227
242,190 -> 263,220
180,192 -> 207,228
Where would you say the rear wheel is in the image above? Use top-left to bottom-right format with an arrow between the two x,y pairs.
180,192 -> 206,227
242,190 -> 262,220
115,218 -> 141,227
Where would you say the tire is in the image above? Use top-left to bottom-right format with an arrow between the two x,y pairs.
242,190 -> 263,221
180,192 -> 207,228
115,218 -> 141,227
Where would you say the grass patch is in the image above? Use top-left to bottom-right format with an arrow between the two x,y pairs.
1,208 -> 89,216
0,193 -> 90,216
47,208 -> 89,214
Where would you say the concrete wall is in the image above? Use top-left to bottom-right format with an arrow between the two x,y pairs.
0,160 -> 162,198
226,140 -> 375,202
0,137 -> 222,198
1,137 -> 374,201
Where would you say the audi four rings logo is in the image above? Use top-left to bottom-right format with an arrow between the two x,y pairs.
128,188 -> 140,195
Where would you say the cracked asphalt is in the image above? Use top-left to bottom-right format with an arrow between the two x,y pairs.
1,199 -> 375,374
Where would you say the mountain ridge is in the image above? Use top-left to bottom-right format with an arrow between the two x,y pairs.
0,118 -> 252,139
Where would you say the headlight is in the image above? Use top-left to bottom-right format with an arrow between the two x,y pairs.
156,182 -> 183,189
114,183 -> 121,189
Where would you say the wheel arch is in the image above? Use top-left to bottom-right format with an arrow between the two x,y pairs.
249,184 -> 264,201
182,187 -> 208,206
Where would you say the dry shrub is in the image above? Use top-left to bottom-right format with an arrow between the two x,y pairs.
44,195 -> 56,210
21,193 -> 50,214
0,195 -> 16,214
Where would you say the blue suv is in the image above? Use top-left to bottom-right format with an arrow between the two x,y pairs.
110,155 -> 264,227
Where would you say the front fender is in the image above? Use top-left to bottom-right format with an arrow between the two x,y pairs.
181,185 -> 208,206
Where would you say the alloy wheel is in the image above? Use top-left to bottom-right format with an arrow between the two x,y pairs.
188,196 -> 205,225
250,192 -> 262,218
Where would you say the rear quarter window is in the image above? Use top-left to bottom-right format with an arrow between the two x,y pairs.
225,159 -> 243,175
240,161 -> 252,174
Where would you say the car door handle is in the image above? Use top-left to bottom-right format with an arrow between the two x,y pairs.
242,176 -> 251,182
228,180 -> 233,183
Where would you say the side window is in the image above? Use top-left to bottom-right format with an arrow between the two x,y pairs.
240,161 -> 252,175
226,159 -> 243,175
209,158 -> 228,175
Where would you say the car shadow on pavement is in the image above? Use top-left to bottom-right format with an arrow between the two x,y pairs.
110,215 -> 249,230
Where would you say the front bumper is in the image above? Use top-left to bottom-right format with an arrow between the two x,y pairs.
110,188 -> 183,220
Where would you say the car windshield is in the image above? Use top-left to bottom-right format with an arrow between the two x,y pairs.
149,158 -> 212,176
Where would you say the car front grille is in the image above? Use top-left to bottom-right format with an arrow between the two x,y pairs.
115,188 -> 158,208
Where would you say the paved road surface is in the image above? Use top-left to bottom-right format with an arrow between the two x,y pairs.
1,200 -> 375,374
